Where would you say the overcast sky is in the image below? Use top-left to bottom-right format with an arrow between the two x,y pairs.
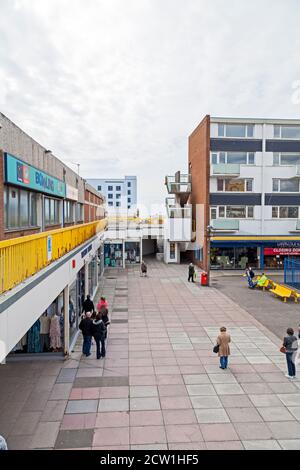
1,0 -> 300,210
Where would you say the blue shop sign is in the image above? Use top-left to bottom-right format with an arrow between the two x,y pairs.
81,244 -> 92,258
4,153 -> 66,197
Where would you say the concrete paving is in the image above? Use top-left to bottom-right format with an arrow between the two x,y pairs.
211,273 -> 300,340
0,260 -> 300,450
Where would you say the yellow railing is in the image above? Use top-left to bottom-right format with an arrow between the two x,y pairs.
0,219 -> 107,295
108,216 -> 164,225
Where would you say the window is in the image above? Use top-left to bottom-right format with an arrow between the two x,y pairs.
76,203 -> 84,222
97,185 -> 102,191
210,207 -> 217,220
272,206 -> 299,218
116,186 -> 121,191
128,197 -> 131,203
128,190 -> 131,195
211,152 -> 255,165
217,179 -> 253,192
116,202 -> 120,207
273,153 -> 300,165
108,201 -> 113,206
128,205 -> 131,209
108,193 -> 113,199
127,182 -> 131,187
211,206 -> 254,219
273,179 -> 299,192
64,200 -> 74,223
218,124 -> 254,138
116,193 -> 121,199
108,185 -> 113,191
4,187 -> 38,230
44,197 -> 60,225
274,125 -> 300,139
227,206 -> 246,218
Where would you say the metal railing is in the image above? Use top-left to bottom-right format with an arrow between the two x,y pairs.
165,174 -> 191,194
0,219 -> 107,295
284,256 -> 300,288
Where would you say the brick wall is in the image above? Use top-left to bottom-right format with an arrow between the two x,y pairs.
188,115 -> 210,271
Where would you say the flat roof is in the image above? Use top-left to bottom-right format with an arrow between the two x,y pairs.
211,116 -> 300,125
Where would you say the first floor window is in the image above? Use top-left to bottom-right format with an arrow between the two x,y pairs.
272,206 -> 299,218
211,205 -> 254,219
76,203 -> 84,222
273,179 -> 299,192
4,187 -> 38,230
227,206 -> 246,218
45,197 -> 60,225
64,200 -> 74,223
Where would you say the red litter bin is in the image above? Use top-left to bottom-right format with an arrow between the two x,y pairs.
201,272 -> 208,286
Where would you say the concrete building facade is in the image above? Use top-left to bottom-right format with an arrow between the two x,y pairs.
87,176 -> 137,212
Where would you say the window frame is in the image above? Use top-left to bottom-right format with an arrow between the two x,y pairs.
4,186 -> 38,230
216,178 -> 253,192
273,152 -> 300,166
272,206 -> 299,219
274,125 -> 300,139
218,123 -> 254,138
107,185 -> 113,191
211,151 -> 255,165
272,178 -> 299,193
210,205 -> 255,219
44,197 -> 60,226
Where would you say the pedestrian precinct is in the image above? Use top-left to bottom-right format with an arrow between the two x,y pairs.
82,295 -> 95,315
282,327 -> 298,379
79,311 -> 93,356
216,326 -> 231,369
92,311 -> 107,359
188,263 -> 195,282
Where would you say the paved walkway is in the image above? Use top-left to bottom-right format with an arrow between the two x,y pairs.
1,260 -> 300,450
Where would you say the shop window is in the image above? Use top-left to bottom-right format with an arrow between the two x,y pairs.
5,187 -> 38,230
170,242 -> 176,259
104,243 -> 123,267
76,203 -> 84,222
64,200 -> 74,223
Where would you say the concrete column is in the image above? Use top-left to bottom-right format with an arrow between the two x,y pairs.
84,261 -> 89,297
63,284 -> 70,356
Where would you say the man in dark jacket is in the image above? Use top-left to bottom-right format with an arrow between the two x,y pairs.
91,312 -> 107,359
79,311 -> 93,356
82,295 -> 95,314
188,263 -> 195,282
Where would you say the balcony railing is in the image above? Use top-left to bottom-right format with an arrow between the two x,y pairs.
211,219 -> 239,231
165,174 -> 191,194
0,219 -> 107,295
211,164 -> 240,176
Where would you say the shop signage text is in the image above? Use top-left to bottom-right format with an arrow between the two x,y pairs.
264,247 -> 300,256
4,153 -> 66,197
81,244 -> 92,258
66,184 -> 79,201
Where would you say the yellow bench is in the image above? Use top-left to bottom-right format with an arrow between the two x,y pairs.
269,284 -> 293,302
290,289 -> 300,303
256,277 -> 275,291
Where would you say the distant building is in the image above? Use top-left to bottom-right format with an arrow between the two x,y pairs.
87,176 -> 137,212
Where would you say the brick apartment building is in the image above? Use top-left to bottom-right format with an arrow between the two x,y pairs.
189,115 -> 300,273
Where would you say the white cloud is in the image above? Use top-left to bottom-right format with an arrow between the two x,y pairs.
1,0 -> 300,207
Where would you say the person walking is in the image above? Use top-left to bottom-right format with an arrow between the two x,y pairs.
92,311 -> 107,359
188,263 -> 195,282
79,311 -> 93,356
216,326 -> 231,369
283,328 -> 298,379
141,260 -> 147,277
82,295 -> 95,315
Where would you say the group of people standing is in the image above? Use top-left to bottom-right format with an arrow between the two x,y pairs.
79,295 -> 110,359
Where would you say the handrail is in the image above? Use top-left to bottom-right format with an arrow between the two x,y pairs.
0,219 -> 107,295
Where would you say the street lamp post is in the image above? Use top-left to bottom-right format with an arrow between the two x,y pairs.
70,162 -> 80,175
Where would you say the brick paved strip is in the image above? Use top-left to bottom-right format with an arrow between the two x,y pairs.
54,429 -> 94,449
73,376 -> 129,388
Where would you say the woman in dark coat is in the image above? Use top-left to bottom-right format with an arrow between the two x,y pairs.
91,312 -> 107,359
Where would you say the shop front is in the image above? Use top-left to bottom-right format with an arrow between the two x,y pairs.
125,241 -> 140,264
10,291 -> 65,356
88,256 -> 98,297
97,244 -> 104,281
104,243 -> 123,267
211,238 -> 300,270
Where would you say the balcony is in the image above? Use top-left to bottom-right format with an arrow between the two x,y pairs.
0,219 -> 107,295
165,172 -> 191,206
211,219 -> 239,231
165,198 -> 192,242
211,164 -> 240,177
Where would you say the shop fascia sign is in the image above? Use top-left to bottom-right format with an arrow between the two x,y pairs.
264,247 -> 300,255
4,153 -> 66,197
66,184 -> 78,201
81,244 -> 92,258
